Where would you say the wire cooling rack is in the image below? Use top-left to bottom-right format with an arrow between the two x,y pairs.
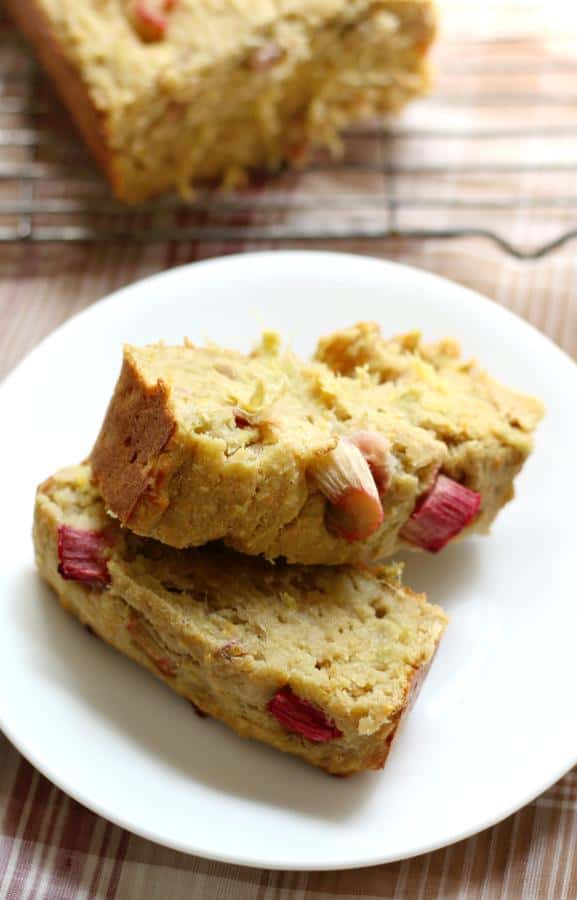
1,1 -> 577,257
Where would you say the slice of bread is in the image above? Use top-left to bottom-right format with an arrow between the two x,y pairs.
91,327 -> 542,564
34,463 -> 447,775
90,335 -> 448,564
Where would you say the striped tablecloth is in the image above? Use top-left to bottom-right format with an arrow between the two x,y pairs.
1,1 -> 577,898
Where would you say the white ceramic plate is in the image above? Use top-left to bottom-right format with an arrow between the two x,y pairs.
1,251 -> 576,871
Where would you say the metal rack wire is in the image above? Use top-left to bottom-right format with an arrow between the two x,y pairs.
1,7 -> 576,258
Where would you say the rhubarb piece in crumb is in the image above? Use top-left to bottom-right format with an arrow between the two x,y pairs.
310,438 -> 384,542
57,525 -> 110,588
131,0 -> 175,42
401,474 -> 481,553
267,686 -> 342,743
349,430 -> 393,493
234,412 -> 252,429
155,656 -> 178,677
217,641 -> 246,660
127,616 -> 179,676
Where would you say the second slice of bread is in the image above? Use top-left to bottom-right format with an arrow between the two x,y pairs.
34,463 -> 447,775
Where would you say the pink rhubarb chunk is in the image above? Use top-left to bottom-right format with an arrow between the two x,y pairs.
126,619 -> 178,677
267,686 -> 342,743
154,656 -> 178,677
133,0 -> 176,41
311,438 -> 384,542
400,474 -> 481,553
57,525 -> 110,588
330,486 -> 384,542
349,430 -> 392,493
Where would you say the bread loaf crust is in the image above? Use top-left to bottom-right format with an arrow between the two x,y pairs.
4,0 -> 118,190
92,352 -> 176,525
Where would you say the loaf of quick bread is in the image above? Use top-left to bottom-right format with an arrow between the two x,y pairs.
33,463 -> 447,775
91,326 -> 543,565
6,0 -> 437,202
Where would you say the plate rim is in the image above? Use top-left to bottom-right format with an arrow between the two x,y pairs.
1,703 -> 576,871
3,248 -> 577,392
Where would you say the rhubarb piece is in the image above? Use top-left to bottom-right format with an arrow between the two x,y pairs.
218,641 -> 246,660
57,525 -> 110,588
154,656 -> 178,677
127,616 -> 179,677
234,412 -> 252,429
310,438 -> 384,541
131,0 -> 175,42
268,686 -> 342,743
349,430 -> 393,493
401,474 -> 481,553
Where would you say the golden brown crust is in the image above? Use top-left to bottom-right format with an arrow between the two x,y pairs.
3,0 -> 122,194
361,650 -> 437,771
91,352 -> 176,525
